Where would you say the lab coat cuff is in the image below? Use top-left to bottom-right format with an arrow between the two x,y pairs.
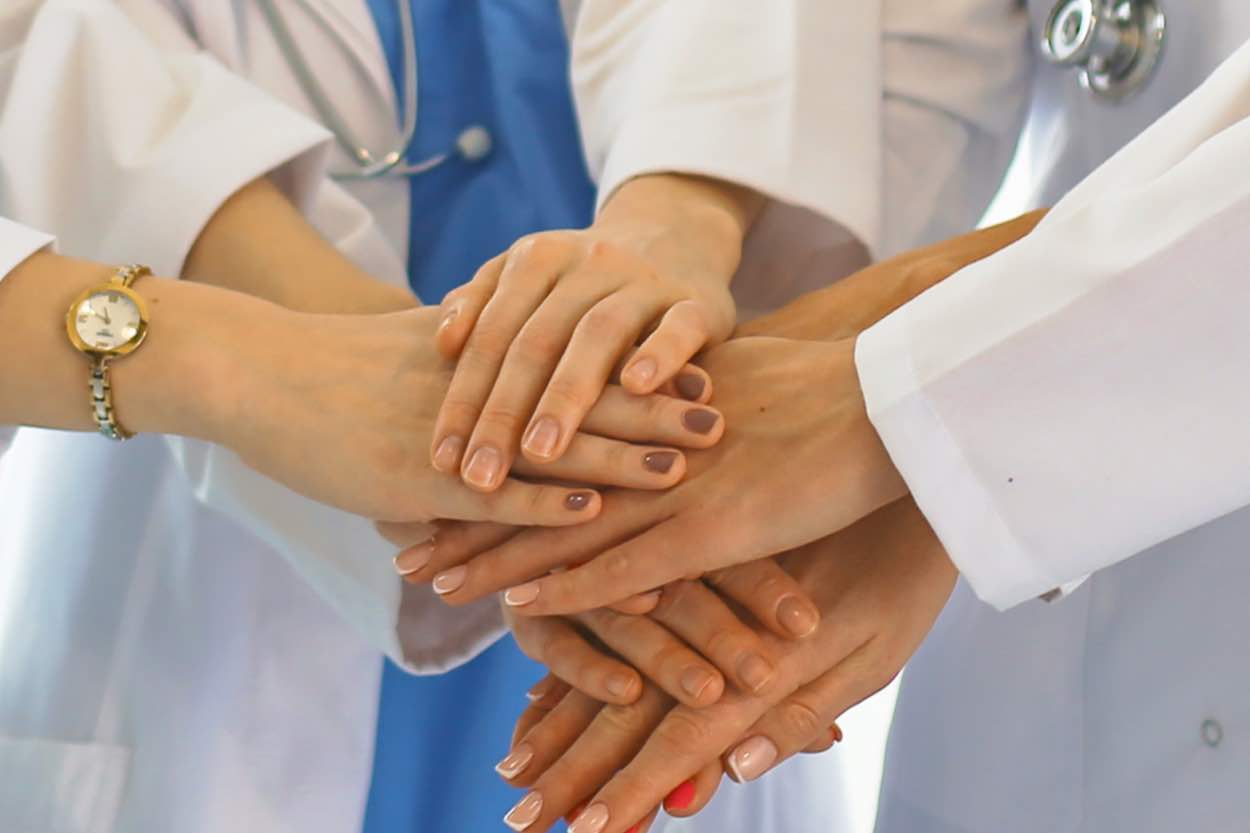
112,61 -> 332,277
393,588 -> 507,675
856,310 -> 1068,611
0,219 -> 55,286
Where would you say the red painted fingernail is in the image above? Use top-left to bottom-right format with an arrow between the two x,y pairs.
831,723 -> 844,743
624,825 -> 641,833
664,779 -> 697,812
565,803 -> 587,824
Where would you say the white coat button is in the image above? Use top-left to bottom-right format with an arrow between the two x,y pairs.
1201,719 -> 1223,748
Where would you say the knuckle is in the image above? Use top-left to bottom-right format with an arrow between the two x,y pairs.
475,405 -> 527,433
597,702 -> 652,736
582,304 -> 632,339
511,234 -> 568,269
543,377 -> 592,413
512,327 -> 564,365
650,580 -> 696,618
780,700 -> 825,742
655,709 -> 715,750
603,549 -> 634,581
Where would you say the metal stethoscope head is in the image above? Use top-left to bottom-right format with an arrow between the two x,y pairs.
1041,0 -> 1166,102
258,0 -> 493,180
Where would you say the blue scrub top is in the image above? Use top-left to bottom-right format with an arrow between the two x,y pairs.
362,1 -> 593,831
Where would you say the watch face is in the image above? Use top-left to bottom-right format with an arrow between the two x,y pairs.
74,290 -> 143,352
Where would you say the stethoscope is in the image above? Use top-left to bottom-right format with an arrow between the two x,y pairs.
1041,0 -> 1166,101
256,0 -> 493,180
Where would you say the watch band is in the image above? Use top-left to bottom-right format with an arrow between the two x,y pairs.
87,264 -> 150,441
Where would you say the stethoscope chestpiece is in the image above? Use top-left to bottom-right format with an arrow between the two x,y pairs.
1041,0 -> 1166,102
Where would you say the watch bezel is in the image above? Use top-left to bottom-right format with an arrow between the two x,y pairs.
65,282 -> 151,358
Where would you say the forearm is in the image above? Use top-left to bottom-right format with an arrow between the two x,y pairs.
183,178 -> 417,315
738,210 -> 1047,341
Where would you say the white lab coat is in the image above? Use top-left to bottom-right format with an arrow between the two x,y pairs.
0,2 -> 876,831
856,2 -> 1250,831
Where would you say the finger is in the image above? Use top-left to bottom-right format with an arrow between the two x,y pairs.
725,646 -> 879,784
660,761 -> 723,819
521,291 -> 659,466
608,591 -> 661,616
463,283 -> 616,491
576,606 -> 725,708
703,560 -> 822,640
507,685 -> 672,833
438,478 -> 602,531
431,238 -> 573,477
802,723 -> 844,754
620,300 -> 714,395
374,519 -> 437,548
502,687 -> 605,790
501,516 -> 733,616
582,387 -> 724,449
526,674 -> 573,714
512,433 -> 686,491
510,614 -> 642,706
435,253 -> 505,358
656,364 -> 713,404
647,580 -> 780,696
397,522 -> 517,582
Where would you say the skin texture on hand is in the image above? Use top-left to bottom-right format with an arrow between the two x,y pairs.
210,304 -> 724,523
497,499 -> 957,833
428,173 -> 762,494
405,336 -> 907,613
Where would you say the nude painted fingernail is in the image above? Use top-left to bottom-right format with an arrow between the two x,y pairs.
680,666 -> 716,701
394,541 -> 435,576
464,446 -> 504,489
504,582 -> 541,606
675,373 -> 706,401
565,491 -> 594,511
642,450 -> 678,474
439,305 -> 460,330
682,408 -> 720,435
605,672 -> 636,699
777,596 -> 820,638
728,736 -> 778,782
568,802 -> 610,833
526,679 -> 551,702
523,417 -> 561,460
504,792 -> 543,831
737,654 -> 776,693
495,744 -> 534,780
623,357 -> 657,389
433,435 -> 465,471
432,565 -> 467,595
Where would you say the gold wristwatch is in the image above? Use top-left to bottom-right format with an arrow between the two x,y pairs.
65,264 -> 152,441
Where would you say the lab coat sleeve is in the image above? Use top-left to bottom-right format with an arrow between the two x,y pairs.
856,40 -> 1250,610
0,217 -> 55,461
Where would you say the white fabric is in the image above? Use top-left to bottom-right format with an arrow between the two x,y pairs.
0,216 -> 53,461
860,3 -> 1250,832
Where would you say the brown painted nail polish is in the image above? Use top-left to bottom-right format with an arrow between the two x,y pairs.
642,451 -> 678,474
682,408 -> 720,435
565,492 -> 594,511
675,373 -> 706,401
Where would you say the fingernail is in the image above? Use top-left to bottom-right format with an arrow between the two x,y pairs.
393,540 -> 435,576
523,417 -> 561,460
568,802 -> 609,833
777,596 -> 819,638
727,736 -> 779,782
642,450 -> 678,474
526,678 -> 550,702
664,780 -> 697,812
432,565 -> 467,596
624,826 -> 641,833
831,724 -> 844,744
623,357 -> 657,389
605,672 -> 636,699
565,491 -> 594,511
680,666 -> 716,702
495,744 -> 534,780
505,581 -> 541,607
433,435 -> 465,472
737,654 -> 776,693
682,408 -> 720,435
464,445 -> 504,489
440,302 -> 460,330
565,803 -> 588,825
504,792 -> 543,831
675,373 -> 706,401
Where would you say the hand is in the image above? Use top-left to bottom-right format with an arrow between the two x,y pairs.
497,499 -> 956,833
429,174 -> 760,492
407,336 -> 907,612
211,304 -> 724,523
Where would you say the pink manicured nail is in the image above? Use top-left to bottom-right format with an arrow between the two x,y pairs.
433,436 -> 465,472
394,541 -> 435,576
464,446 -> 504,489
526,678 -> 551,702
680,666 -> 716,702
605,672 -> 636,700
432,566 -> 467,595
777,595 -> 819,638
504,582 -> 541,607
727,736 -> 778,782
623,357 -> 657,389
495,744 -> 534,780
568,803 -> 610,833
504,792 -> 543,831
737,654 -> 776,693
522,417 -> 561,460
